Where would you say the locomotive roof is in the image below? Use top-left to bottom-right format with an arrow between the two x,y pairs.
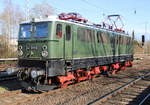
21,16 -> 130,37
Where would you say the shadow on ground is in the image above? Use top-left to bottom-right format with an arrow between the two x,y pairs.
127,79 -> 150,105
0,79 -> 23,91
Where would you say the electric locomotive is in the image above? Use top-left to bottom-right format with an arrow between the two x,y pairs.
17,13 -> 133,91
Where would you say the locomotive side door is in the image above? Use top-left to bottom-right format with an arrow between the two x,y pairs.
64,24 -> 73,60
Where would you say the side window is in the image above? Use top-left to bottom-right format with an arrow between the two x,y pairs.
101,32 -> 110,43
120,36 -> 124,45
116,35 -> 119,45
122,36 -> 124,45
124,37 -> 127,45
77,27 -> 87,41
66,25 -> 71,40
97,31 -> 111,43
77,28 -> 83,41
84,29 -> 89,41
110,33 -> 114,44
77,28 -> 95,42
119,35 -> 122,44
86,29 -> 92,42
56,24 -> 62,39
89,30 -> 95,42
97,31 -> 101,43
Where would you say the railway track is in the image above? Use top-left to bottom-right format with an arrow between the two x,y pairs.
139,92 -> 150,105
0,90 -> 37,105
0,70 -> 149,105
0,58 -> 17,62
0,57 -> 147,105
0,90 -> 45,105
87,72 -> 150,105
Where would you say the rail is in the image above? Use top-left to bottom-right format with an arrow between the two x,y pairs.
0,58 -> 18,62
139,93 -> 150,105
87,72 -> 150,105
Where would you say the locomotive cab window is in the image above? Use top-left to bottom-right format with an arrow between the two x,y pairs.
19,24 -> 31,39
56,24 -> 62,39
34,23 -> 48,38
66,25 -> 71,40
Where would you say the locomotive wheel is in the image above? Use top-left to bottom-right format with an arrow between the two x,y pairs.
61,81 -> 75,88
56,72 -> 75,88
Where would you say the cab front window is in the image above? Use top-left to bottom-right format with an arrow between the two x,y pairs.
19,24 -> 31,39
19,22 -> 49,39
34,23 -> 48,38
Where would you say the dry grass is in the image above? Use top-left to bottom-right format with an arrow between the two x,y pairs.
133,40 -> 144,54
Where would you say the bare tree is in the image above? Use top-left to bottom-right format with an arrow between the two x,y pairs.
0,0 -> 54,58
1,0 -> 25,38
0,0 -> 25,58
30,1 -> 54,19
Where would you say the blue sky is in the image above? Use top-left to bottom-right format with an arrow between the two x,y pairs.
0,0 -> 150,40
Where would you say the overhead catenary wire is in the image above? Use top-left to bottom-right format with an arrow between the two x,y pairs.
81,0 -> 101,9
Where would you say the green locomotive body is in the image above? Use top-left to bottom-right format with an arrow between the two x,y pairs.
18,16 -> 133,91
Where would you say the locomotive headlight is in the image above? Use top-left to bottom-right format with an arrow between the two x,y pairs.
18,50 -> 23,56
41,51 -> 48,57
18,45 -> 23,50
42,45 -> 48,50
30,70 -> 45,78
